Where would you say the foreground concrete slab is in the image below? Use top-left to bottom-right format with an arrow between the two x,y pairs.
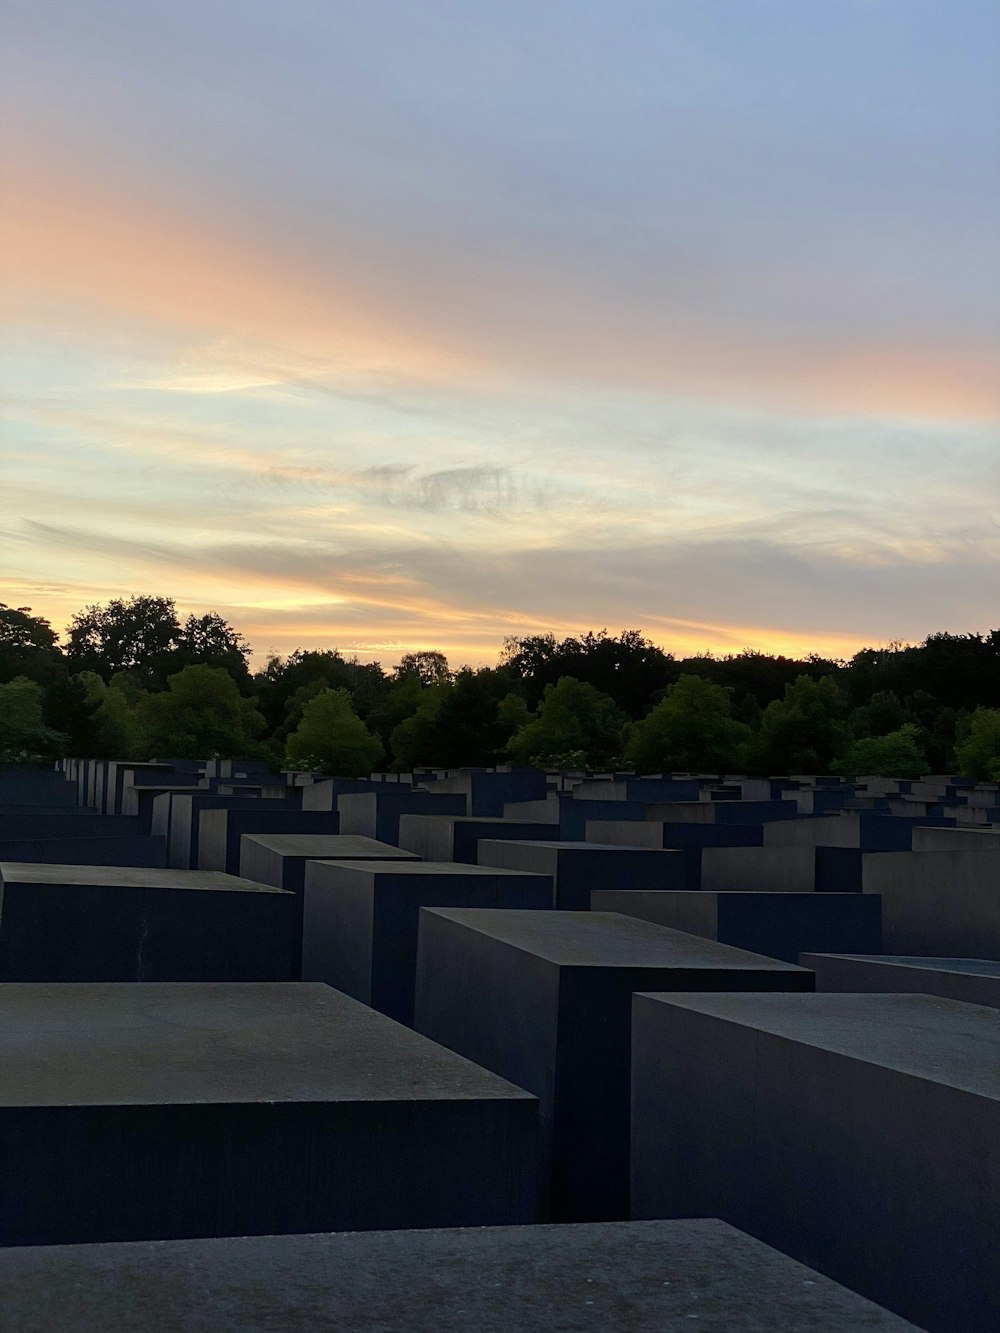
416,909 -> 811,1222
476,840 -> 688,909
801,953 -> 1000,1009
0,863 -> 298,981
0,983 -> 538,1245
0,1218 -> 919,1332
631,991 -> 1000,1333
594,890 -> 882,963
302,860 -> 552,1024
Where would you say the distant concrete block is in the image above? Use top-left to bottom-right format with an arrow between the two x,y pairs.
0,983 -> 538,1245
477,840 -> 688,908
337,789 -> 466,844
398,815 -> 560,863
239,833 -> 417,893
631,992 -> 1000,1332
197,809 -> 341,876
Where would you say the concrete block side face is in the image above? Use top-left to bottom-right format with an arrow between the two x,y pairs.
862,853 -> 1000,958
300,871 -> 374,1005
195,809 -> 228,873
590,890 -> 720,942
802,955 -> 1000,1009
0,883 -> 298,983
397,815 -> 454,861
719,895 -> 883,965
336,793 -> 377,838
702,845 -> 818,893
631,996 -> 758,1223
415,911 -> 559,1205
630,997 -> 1000,1333
0,1098 -> 539,1245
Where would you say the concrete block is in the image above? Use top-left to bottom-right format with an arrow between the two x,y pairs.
0,834 -> 166,867
0,983 -> 538,1245
477,840 -> 688,909
594,890 -> 882,963
239,833 -> 417,893
801,953 -> 1000,1009
398,815 -> 560,863
860,849 -> 1000,957
197,809 -> 341,876
302,861 -> 552,1023
631,991 -> 1000,1332
337,789 -> 467,844
0,863 -> 298,981
415,909 -> 811,1222
0,1218 -> 919,1331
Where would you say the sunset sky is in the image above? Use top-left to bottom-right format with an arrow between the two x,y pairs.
2,1 -> 998,669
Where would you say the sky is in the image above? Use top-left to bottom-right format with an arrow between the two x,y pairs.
2,0 -> 998,669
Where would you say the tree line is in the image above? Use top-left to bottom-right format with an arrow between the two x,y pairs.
2,597 -> 1000,779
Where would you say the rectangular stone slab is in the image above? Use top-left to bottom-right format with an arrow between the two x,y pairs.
168,794 -> 291,870
302,860 -> 553,1024
593,890 -> 882,963
197,808 -> 341,876
415,908 -> 811,1223
801,952 -> 1000,1009
0,863 -> 298,982
0,834 -> 167,867
859,848 -> 1000,957
239,833 -> 418,892
631,991 -> 1000,1333
337,789 -> 467,843
0,1218 -> 920,1331
0,982 -> 538,1245
477,839 -> 688,908
398,814 -> 561,863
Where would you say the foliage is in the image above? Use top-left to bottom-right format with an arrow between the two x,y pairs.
0,603 -> 64,687
388,668 -> 525,770
284,688 -> 383,776
78,673 -> 149,759
955,709 -> 1000,781
392,651 -> 451,686
502,629 -> 674,717
626,674 -> 752,773
750,675 -> 848,775
506,676 -> 626,769
0,676 -> 66,760
831,724 -> 930,779
137,665 -> 266,760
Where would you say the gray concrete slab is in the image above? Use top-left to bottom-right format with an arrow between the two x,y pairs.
859,848 -> 1000,957
0,863 -> 298,982
593,890 -> 882,963
337,789 -> 467,843
0,982 -> 538,1245
239,834 -> 417,892
197,808 -> 341,876
801,953 -> 1000,1009
415,909 -> 810,1222
0,1218 -> 919,1332
302,860 -> 553,1024
398,814 -> 560,863
476,840 -> 688,909
631,991 -> 1000,1333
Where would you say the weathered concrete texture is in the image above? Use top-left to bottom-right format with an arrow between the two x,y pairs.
415,909 -> 811,1222
594,890 -> 881,963
302,860 -> 552,1024
802,953 -> 1000,1009
0,863 -> 298,982
631,991 -> 1000,1333
398,814 -> 561,863
476,839 -> 688,909
198,809 -> 342,876
911,826 -> 1000,851
0,1218 -> 920,1332
337,789 -> 467,844
860,849 -> 1000,958
0,834 -> 166,867
240,833 -> 418,893
0,983 -> 538,1245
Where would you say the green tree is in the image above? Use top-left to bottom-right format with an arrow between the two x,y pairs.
0,676 -> 66,760
750,674 -> 848,775
955,708 -> 1000,781
831,723 -> 930,779
626,674 -> 752,773
78,672 -> 149,759
0,603 -> 64,687
848,690 -> 909,739
176,612 -> 253,683
137,665 -> 266,760
392,650 -> 452,686
284,687 -> 383,776
506,676 -> 626,769
501,629 -> 674,717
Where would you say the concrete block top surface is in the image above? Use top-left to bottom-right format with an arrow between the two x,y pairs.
423,909 -> 810,973
635,992 -> 1000,1098
802,954 -> 1000,978
309,859 -> 549,879
482,839 -> 668,852
0,1218 -> 919,1332
0,983 -> 534,1107
243,834 -> 417,858
0,863 -> 286,894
